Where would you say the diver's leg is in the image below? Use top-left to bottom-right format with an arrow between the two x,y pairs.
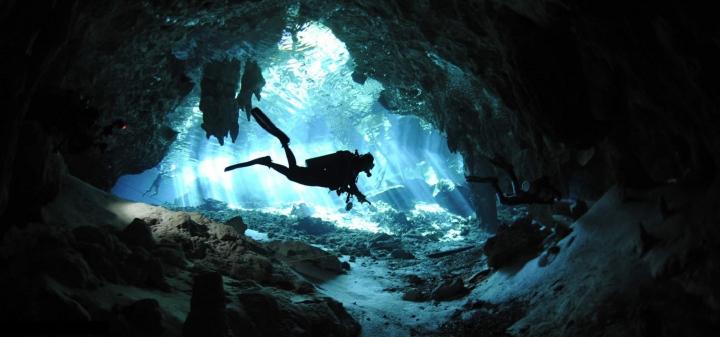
487,155 -> 521,193
144,176 -> 159,196
250,108 -> 290,145
225,156 -> 272,172
486,179 -> 514,205
266,163 -> 291,177
282,144 -> 297,168
466,176 -> 516,205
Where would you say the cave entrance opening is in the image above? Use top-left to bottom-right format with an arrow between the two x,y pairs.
111,21 -> 474,233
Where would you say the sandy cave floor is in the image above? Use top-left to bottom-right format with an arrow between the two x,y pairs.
170,200 -> 520,337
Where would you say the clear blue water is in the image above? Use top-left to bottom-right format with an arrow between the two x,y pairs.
111,22 -> 472,228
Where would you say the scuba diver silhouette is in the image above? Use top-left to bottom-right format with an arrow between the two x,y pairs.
143,164 -> 175,197
466,154 -> 561,205
225,108 -> 374,207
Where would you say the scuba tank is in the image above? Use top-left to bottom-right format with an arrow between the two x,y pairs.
305,150 -> 354,169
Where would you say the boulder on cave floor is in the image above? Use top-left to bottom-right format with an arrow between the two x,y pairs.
233,287 -> 360,337
268,240 -> 345,281
483,217 -> 546,269
402,289 -> 429,302
120,218 -> 156,249
431,277 -> 470,301
368,233 -> 402,251
293,216 -> 336,235
209,222 -> 242,242
390,248 -> 416,259
224,216 -> 247,235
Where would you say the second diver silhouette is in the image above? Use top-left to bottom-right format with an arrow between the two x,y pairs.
225,108 -> 375,209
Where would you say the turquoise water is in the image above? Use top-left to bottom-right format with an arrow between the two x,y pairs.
112,22 -> 469,226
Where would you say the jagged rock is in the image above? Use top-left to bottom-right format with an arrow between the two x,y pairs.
405,274 -> 425,285
229,253 -> 274,283
237,289 -> 360,337
431,277 -> 469,301
294,217 -> 335,235
368,233 -> 402,251
390,248 -> 415,260
269,241 -> 344,279
149,214 -> 215,260
177,218 -> 210,238
180,238 -> 210,260
209,223 -> 241,242
224,216 -> 247,235
120,218 -> 156,249
402,289 -> 429,302
484,217 -> 546,269
298,297 -> 361,337
122,298 -> 164,337
183,272 -> 230,337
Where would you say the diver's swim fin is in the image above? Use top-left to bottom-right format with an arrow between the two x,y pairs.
250,107 -> 290,145
225,156 -> 272,172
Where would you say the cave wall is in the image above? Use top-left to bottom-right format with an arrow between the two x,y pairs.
1,1 -> 83,221
55,0 -> 290,190
1,0 -> 290,227
3,0 -> 720,221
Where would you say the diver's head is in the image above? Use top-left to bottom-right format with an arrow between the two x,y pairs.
358,153 -> 374,177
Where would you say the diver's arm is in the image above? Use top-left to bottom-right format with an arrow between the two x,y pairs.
348,182 -> 370,204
